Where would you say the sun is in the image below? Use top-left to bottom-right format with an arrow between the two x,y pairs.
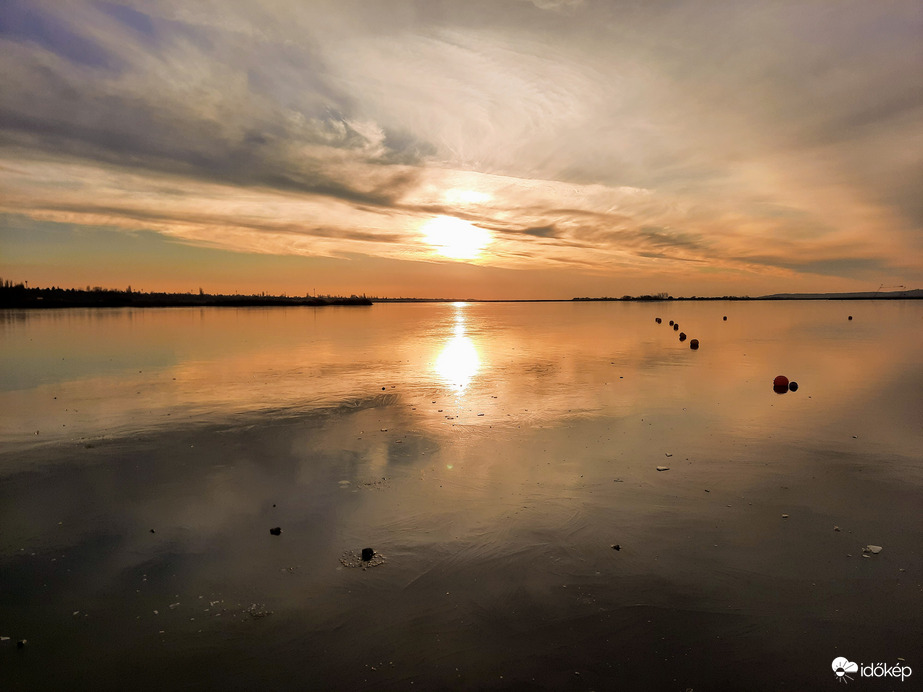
421,216 -> 491,260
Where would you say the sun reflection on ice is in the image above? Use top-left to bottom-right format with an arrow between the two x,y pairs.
435,303 -> 480,391
435,337 -> 479,389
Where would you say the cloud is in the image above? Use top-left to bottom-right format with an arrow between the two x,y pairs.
524,0 -> 584,13
0,1 -> 116,69
0,1 -> 432,209
519,225 -> 558,238
635,227 -> 706,252
736,255 -> 895,280
1,0 -> 921,291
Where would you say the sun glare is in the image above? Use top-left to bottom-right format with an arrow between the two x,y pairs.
435,335 -> 480,390
421,216 -> 491,260
434,303 -> 480,390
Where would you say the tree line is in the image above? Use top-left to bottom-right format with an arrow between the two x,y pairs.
0,280 -> 372,309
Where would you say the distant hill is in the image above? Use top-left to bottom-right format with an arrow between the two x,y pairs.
758,289 -> 922,300
572,289 -> 922,302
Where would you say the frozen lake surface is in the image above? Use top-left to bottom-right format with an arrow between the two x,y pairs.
1,301 -> 921,690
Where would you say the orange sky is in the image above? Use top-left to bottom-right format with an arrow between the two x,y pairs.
1,1 -> 921,298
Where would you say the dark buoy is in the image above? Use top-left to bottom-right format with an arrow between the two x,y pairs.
690,339 -> 699,349
723,316 -> 727,321
269,527 -> 282,536
361,547 -> 375,561
788,381 -> 799,392
673,323 -> 679,331
655,317 -> 662,324
848,315 -> 853,320
773,375 -> 789,393
669,320 -> 674,326
679,332 -> 687,341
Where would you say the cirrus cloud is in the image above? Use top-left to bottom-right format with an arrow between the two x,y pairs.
1,0 -> 920,295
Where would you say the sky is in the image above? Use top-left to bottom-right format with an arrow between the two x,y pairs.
1,0 -> 921,299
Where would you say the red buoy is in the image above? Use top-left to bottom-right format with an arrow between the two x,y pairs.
773,375 -> 789,388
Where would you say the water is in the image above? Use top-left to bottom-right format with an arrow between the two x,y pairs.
1,301 -> 921,690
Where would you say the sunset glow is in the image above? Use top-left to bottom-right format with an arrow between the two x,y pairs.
0,1 -> 919,297
421,216 -> 492,261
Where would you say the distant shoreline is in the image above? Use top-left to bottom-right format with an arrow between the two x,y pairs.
0,282 -> 919,309
334,291 -> 923,303
0,285 -> 372,309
